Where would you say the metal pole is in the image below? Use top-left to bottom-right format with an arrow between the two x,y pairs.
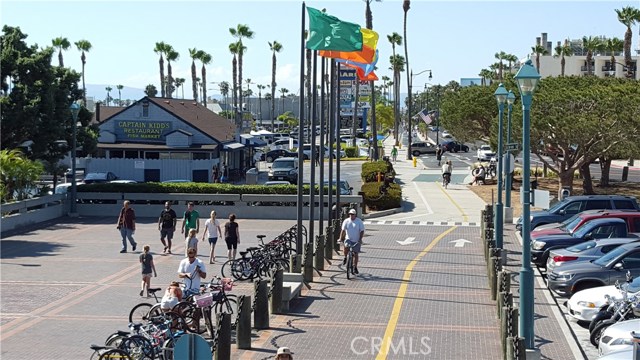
406,70 -> 413,160
435,92 -> 440,146
328,61 -> 335,224
519,94 -> 535,349
309,51 -> 317,241
371,80 -> 378,160
505,102 -> 513,208
319,57 -> 326,234
296,2 -> 306,252
495,102 -> 504,249
335,63 -> 341,218
70,114 -> 78,215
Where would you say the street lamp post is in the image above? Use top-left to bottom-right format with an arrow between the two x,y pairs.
69,102 -> 80,216
505,91 -> 516,209
493,84 -> 508,249
407,69 -> 432,160
514,59 -> 541,351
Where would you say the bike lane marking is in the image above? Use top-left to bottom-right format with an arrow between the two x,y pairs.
436,182 -> 469,222
374,225 -> 458,360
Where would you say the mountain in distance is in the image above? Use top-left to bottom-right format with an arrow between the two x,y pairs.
85,84 -> 145,103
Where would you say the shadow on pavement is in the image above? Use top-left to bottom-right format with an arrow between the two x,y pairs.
0,240 -> 70,259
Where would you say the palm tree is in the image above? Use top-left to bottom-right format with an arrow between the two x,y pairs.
531,44 -> 549,72
219,81 -> 230,115
51,37 -> 70,67
604,37 -> 625,76
478,69 -> 494,86
198,51 -> 212,106
279,88 -> 289,115
402,0 -> 411,151
229,42 -> 241,130
174,78 -> 186,99
154,42 -> 168,97
189,48 -> 199,102
229,24 -> 254,115
582,36 -> 603,76
144,84 -> 158,97
504,53 -> 518,73
615,6 -> 640,78
74,39 -> 92,105
264,93 -> 273,125
387,32 -> 402,63
389,54 -> 405,144
105,86 -> 112,106
553,40 -> 574,76
494,51 -> 507,80
268,41 -> 283,128
257,84 -> 266,120
116,84 -> 124,105
381,75 -> 390,101
387,80 -> 393,102
165,46 -> 179,98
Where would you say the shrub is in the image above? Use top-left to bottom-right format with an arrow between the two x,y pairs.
344,146 -> 358,158
361,182 -> 401,210
361,160 -> 394,183
76,182 -> 335,195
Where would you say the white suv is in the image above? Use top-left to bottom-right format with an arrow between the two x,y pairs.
477,145 -> 495,161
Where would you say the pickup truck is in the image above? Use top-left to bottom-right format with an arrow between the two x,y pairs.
530,217 -> 639,268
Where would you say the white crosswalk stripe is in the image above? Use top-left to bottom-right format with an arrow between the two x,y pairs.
364,220 -> 479,227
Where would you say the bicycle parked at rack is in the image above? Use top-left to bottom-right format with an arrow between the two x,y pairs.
89,344 -> 132,360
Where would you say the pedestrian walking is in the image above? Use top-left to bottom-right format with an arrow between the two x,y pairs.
181,202 -> 200,237
436,146 -> 443,166
391,146 -> 398,163
185,228 -> 198,257
117,200 -> 137,253
224,213 -> 240,260
158,201 -> 177,254
139,245 -> 157,297
202,210 -> 222,264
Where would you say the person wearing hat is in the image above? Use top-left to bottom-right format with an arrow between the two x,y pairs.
275,346 -> 292,359
339,208 -> 365,275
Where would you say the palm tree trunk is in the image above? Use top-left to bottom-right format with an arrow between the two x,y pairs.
58,51 -> 64,68
201,66 -> 207,106
238,52 -> 243,112
81,52 -> 87,105
191,61 -> 198,101
625,27 -> 633,78
167,63 -> 174,98
271,53 -> 277,130
561,56 -> 565,76
159,56 -> 165,98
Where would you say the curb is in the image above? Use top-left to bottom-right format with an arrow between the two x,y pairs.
610,163 -> 640,171
362,207 -> 403,219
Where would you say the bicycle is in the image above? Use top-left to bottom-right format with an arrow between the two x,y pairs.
343,241 -> 357,280
89,345 -> 132,360
442,173 -> 451,188
128,287 -> 163,323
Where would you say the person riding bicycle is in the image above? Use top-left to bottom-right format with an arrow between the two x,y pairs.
340,209 -> 365,275
441,160 -> 452,187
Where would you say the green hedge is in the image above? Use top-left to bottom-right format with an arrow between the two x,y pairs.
361,160 -> 394,183
77,182 -> 337,194
344,146 -> 358,158
361,182 -> 401,210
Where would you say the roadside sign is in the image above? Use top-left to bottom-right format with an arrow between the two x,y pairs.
174,334 -> 212,360
504,143 -> 519,152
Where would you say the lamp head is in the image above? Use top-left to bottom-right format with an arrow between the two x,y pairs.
514,59 -> 541,96
70,102 -> 81,121
493,83 -> 508,105
506,90 -> 516,106
428,70 -> 433,80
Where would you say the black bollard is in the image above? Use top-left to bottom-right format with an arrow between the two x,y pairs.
325,226 -> 333,260
303,242 -> 314,282
214,313 -> 231,360
236,295 -> 252,349
315,235 -> 325,271
270,268 -> 283,315
254,280 -> 269,330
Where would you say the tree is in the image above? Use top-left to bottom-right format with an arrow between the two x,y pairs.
144,84 -> 158,97
504,53 -> 518,73
74,39 -> 92,105
198,51 -> 212,106
402,0 -> 411,155
389,54 -> 405,144
0,149 -> 44,202
531,44 -> 548,72
553,39 -> 574,76
51,37 -> 70,67
494,51 -> 507,80
278,111 -> 298,128
256,84 -> 266,120
582,36 -> 603,76
478,69 -> 494,86
615,6 -> 640,78
269,40 -> 282,128
105,86 -> 113,106
219,81 -> 230,116
165,46 -> 179,98
229,24 -> 254,115
116,84 -> 124,105
604,37 -> 624,75
279,88 -> 289,115
174,78 -> 185,99
153,42 -> 168,97
189,48 -> 199,102
229,42 -> 241,131
264,92 -> 273,123
372,103 -> 393,132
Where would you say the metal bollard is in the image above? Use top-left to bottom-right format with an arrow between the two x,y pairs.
270,268 -> 283,314
303,242 -> 314,282
489,257 -> 499,301
254,280 -> 269,330
290,254 -> 301,273
498,291 -> 513,320
324,227 -> 333,260
236,295 -> 252,349
499,271 -> 511,294
315,235 -> 325,271
506,337 -> 526,360
214,313 -> 231,360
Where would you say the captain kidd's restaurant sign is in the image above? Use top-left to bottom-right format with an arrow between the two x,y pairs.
114,121 -> 173,142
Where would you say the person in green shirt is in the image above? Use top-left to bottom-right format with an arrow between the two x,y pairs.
181,202 -> 200,239
391,146 -> 398,163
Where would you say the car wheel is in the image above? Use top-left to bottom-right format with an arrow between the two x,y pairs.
464,147 -> 469,152
412,151 -> 420,156
266,156 -> 274,163
453,148 -> 458,153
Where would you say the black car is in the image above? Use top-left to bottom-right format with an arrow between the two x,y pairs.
261,149 -> 298,163
410,142 -> 437,156
83,172 -> 118,184
440,141 -> 469,153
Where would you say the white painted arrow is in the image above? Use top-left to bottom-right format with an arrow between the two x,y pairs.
450,239 -> 472,248
397,237 -> 417,246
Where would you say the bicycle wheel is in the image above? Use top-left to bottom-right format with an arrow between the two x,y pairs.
346,251 -> 353,280
128,303 -> 153,323
105,333 -> 127,348
163,310 -> 189,333
98,349 -> 132,360
119,335 -> 154,360
214,296 -> 237,325
171,302 -> 203,334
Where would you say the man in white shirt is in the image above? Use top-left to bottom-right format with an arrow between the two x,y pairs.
340,209 -> 365,275
178,247 -> 207,294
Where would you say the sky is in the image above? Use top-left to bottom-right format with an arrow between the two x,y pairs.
3,0 -> 639,100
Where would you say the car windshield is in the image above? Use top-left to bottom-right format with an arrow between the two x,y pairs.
593,245 -> 628,266
85,173 -> 106,179
572,221 -> 597,238
564,215 -> 584,233
547,198 -> 569,213
323,181 -> 348,190
566,240 -> 597,253
273,161 -> 295,169
480,145 -> 491,151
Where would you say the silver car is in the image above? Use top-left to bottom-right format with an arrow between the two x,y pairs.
547,238 -> 640,272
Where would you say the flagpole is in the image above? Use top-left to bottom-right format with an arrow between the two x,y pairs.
319,56 -> 325,234
309,50 -> 318,244
296,1 -> 306,253
328,60 -> 335,224
335,62 -> 342,219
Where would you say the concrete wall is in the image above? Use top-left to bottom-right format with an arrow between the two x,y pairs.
1,195 -> 67,234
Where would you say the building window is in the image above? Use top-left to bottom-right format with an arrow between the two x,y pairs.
193,152 -> 209,160
170,152 -> 190,160
159,152 -> 171,159
145,152 -> 160,159
142,100 -> 149,117
110,150 -> 124,159
125,150 -> 139,159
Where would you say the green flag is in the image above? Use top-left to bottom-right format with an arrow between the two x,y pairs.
306,7 -> 363,52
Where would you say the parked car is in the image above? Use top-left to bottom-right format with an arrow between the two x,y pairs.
547,238 -> 640,272
261,149 -> 298,163
442,130 -> 452,138
532,210 -> 640,241
531,218 -> 637,268
161,179 -> 192,183
598,318 -> 640,356
268,157 -> 298,184
567,276 -> 640,322
110,180 -> 138,184
323,180 -> 353,195
83,172 -> 118,184
264,181 -> 292,186
547,242 -> 640,297
476,145 -> 495,161
53,182 -> 84,194
517,195 -> 640,232
270,138 -> 298,151
440,140 -> 469,153
410,142 -> 437,156
596,349 -> 637,360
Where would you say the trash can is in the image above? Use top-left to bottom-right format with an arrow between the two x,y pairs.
561,186 -> 571,200
245,167 -> 258,185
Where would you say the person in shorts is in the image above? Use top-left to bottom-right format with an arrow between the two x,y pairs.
202,210 -> 222,264
158,201 -> 177,254
340,209 -> 365,275
224,213 -> 240,260
139,245 -> 157,297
